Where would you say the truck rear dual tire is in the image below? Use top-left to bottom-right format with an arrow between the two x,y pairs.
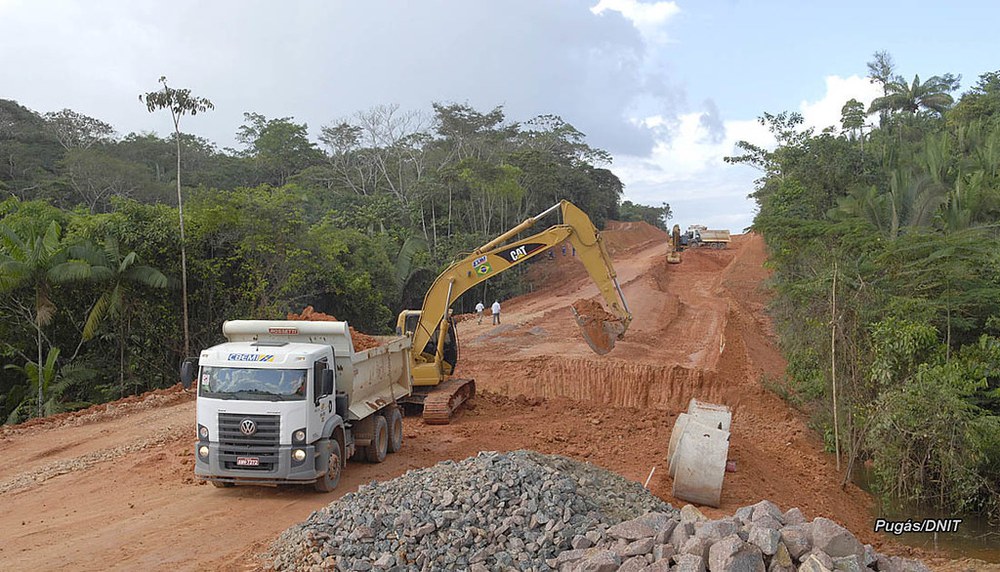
366,415 -> 389,463
386,407 -> 403,453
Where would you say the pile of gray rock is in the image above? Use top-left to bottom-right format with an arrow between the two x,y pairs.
547,501 -> 930,572
266,450 -> 928,572
268,450 -> 674,571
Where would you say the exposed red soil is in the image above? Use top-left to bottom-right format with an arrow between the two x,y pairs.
0,225 -> 993,571
287,305 -> 381,351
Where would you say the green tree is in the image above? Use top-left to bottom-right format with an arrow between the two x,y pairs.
0,221 -> 91,417
78,236 -> 167,396
236,113 -> 323,186
950,71 -> 1000,128
140,76 -> 214,358
618,200 -> 671,231
840,99 -> 866,141
4,347 -> 95,422
868,74 -> 958,117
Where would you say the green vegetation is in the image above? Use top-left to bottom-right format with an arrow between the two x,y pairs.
0,92 -> 664,424
730,54 -> 1000,516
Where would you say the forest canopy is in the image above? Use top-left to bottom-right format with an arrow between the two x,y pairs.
0,95 -> 666,424
730,55 -> 1000,516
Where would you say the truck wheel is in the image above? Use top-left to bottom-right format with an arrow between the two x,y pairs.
386,407 -> 403,453
314,439 -> 342,492
366,415 -> 388,463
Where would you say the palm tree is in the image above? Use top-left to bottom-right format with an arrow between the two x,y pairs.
4,347 -> 96,423
868,74 -> 956,117
0,221 -> 92,417
77,236 -> 167,396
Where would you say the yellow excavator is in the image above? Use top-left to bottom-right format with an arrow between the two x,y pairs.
395,200 -> 632,424
667,224 -> 683,264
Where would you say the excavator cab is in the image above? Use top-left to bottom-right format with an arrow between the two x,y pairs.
397,310 -> 459,375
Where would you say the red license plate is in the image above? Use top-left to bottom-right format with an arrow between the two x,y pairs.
236,457 -> 260,466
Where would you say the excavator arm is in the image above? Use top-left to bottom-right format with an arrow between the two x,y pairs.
407,200 -> 632,370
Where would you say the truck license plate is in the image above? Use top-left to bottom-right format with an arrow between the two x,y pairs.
236,457 -> 260,466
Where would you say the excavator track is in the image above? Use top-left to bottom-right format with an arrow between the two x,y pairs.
421,378 -> 475,425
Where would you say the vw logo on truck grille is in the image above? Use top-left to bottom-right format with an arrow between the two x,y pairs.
239,419 -> 257,435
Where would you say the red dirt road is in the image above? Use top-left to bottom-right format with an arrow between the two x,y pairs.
0,224 -> 991,571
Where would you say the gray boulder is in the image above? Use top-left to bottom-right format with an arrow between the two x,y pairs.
674,553 -> 707,572
778,524 -> 812,559
811,517 -> 863,560
781,507 -> 806,525
747,524 -> 781,556
707,534 -> 765,572
607,519 -> 657,541
767,542 -> 795,572
575,549 -> 622,572
798,554 -> 833,572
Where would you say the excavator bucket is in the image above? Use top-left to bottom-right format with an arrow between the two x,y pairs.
667,251 -> 682,264
571,300 -> 626,355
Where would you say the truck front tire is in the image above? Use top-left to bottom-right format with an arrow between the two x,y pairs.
314,439 -> 342,492
386,407 -> 403,453
366,415 -> 388,463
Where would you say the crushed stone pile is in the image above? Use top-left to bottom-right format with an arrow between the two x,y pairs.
267,450 -> 931,572
267,450 -> 674,571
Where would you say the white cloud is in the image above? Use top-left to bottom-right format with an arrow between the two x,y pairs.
799,75 -> 882,133
590,0 -> 680,42
614,74 -> 882,232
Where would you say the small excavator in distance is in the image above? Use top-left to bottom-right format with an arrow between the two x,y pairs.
396,200 -> 632,424
667,224 -> 683,264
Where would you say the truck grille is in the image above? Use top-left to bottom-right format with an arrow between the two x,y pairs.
218,413 -> 280,471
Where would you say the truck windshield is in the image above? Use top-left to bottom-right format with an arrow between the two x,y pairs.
198,366 -> 307,401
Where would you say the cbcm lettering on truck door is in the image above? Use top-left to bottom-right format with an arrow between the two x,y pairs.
227,353 -> 276,362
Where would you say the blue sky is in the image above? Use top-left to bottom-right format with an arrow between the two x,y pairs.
1,0 -> 997,232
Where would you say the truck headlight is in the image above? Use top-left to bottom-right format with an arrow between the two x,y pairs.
293,430 -> 306,443
198,445 -> 210,459
198,425 -> 209,439
292,449 -> 306,462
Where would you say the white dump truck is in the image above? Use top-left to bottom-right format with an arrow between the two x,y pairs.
685,225 -> 731,249
180,320 -> 411,492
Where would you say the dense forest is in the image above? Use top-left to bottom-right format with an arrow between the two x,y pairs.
729,53 -> 1000,516
0,85 -> 670,425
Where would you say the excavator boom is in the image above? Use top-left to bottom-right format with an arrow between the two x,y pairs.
399,200 -> 632,423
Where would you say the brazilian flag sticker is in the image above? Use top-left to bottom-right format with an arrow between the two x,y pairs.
475,262 -> 492,276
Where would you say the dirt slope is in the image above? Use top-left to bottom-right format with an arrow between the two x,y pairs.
0,227 -> 992,571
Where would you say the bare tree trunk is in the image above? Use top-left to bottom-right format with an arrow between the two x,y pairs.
36,312 -> 43,418
119,328 -> 125,398
176,127 -> 190,358
831,262 -> 840,472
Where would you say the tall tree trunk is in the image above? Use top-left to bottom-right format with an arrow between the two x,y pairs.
36,311 -> 43,418
119,319 -> 126,398
176,128 -> 190,358
831,262 -> 840,472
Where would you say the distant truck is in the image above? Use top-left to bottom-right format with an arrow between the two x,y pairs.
181,320 -> 411,492
685,225 -> 731,249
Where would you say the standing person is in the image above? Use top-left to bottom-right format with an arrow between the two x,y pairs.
491,300 -> 501,325
475,301 -> 485,324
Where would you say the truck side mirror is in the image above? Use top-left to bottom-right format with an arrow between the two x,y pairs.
322,369 -> 334,396
180,358 -> 198,389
